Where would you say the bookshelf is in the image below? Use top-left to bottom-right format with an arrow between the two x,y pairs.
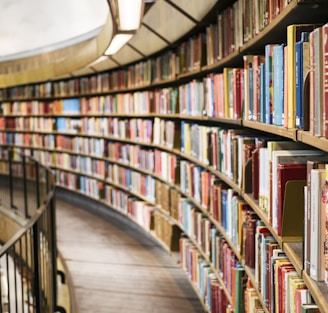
1,0 -> 328,312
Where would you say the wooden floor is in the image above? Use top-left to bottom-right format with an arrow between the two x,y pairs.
56,194 -> 206,313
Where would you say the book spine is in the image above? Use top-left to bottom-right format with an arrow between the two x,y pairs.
273,44 -> 284,126
313,27 -> 323,137
323,23 -> 328,138
265,45 -> 275,124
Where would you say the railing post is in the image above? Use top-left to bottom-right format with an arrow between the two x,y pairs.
33,221 -> 42,313
22,155 -> 29,218
35,162 -> 41,208
8,148 -> 14,210
50,192 -> 58,311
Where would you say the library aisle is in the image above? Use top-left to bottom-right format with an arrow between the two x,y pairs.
55,196 -> 206,313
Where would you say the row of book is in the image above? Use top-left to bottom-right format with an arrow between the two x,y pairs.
0,2 -> 295,100
101,184 -> 156,231
3,124 -> 328,284
2,145 -> 323,312
153,210 -> 180,252
0,92 -> 154,115
52,117 -> 154,143
179,204 -> 321,313
54,169 -> 156,222
0,132 -> 55,148
0,134 -> 179,186
1,17 -> 328,136
2,141 -> 325,310
0,117 -> 54,132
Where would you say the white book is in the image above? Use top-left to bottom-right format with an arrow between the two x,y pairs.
310,168 -> 328,281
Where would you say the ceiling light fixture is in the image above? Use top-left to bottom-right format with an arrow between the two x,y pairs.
105,0 -> 144,55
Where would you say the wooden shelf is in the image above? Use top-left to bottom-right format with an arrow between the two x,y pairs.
242,120 -> 298,140
302,271 -> 328,313
2,0 -> 328,311
297,130 -> 328,153
282,242 -> 303,277
240,0 -> 328,54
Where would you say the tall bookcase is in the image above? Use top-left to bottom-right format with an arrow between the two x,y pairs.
1,0 -> 328,312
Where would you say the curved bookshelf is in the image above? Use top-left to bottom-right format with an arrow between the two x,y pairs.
1,0 -> 328,312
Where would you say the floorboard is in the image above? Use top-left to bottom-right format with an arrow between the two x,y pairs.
56,197 -> 206,313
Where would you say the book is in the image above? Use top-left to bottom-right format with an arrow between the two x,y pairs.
273,44 -> 285,126
323,23 -> 328,138
231,265 -> 247,313
274,259 -> 293,313
253,55 -> 265,122
309,168 -> 328,281
304,159 -> 328,275
295,32 -> 310,129
260,62 -> 266,123
62,98 -> 80,114
265,141 -> 306,220
295,287 -> 311,313
288,277 -> 306,313
243,55 -> 254,121
301,304 -> 320,313
287,24 -> 317,128
310,26 -> 323,136
271,149 -> 324,233
265,44 -> 278,124
276,163 -> 307,236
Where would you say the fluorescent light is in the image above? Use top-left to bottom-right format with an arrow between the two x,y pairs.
104,33 -> 133,55
89,55 -> 109,66
117,0 -> 143,31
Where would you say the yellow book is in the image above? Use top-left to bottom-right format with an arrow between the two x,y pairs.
223,68 -> 232,118
288,277 -> 306,313
287,24 -> 316,128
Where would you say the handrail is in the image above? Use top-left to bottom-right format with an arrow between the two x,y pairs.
0,147 -> 57,313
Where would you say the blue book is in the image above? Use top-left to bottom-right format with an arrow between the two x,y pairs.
295,32 -> 310,128
221,189 -> 228,230
273,44 -> 285,126
62,98 -> 80,114
180,121 -> 185,152
265,44 -> 278,124
260,62 -> 266,123
56,117 -> 67,131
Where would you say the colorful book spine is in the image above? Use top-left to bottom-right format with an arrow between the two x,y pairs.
287,24 -> 316,129
322,23 -> 328,138
273,44 -> 285,126
265,44 -> 277,124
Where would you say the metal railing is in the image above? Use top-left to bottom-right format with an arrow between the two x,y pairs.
0,147 -> 58,313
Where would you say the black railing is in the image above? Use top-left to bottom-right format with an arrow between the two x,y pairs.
0,147 -> 57,313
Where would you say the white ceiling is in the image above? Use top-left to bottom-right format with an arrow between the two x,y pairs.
0,0 -> 219,87
0,0 -> 109,60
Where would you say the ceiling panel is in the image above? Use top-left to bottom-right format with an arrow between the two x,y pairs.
128,26 -> 168,57
51,73 -> 72,80
71,67 -> 95,77
90,58 -> 119,72
142,0 -> 195,44
172,0 -> 217,21
111,45 -> 143,66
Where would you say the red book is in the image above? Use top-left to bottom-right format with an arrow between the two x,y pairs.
266,241 -> 279,312
244,210 -> 259,268
323,23 -> 328,138
277,163 -> 307,236
232,68 -> 241,119
276,262 -> 293,313
253,55 -> 265,121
